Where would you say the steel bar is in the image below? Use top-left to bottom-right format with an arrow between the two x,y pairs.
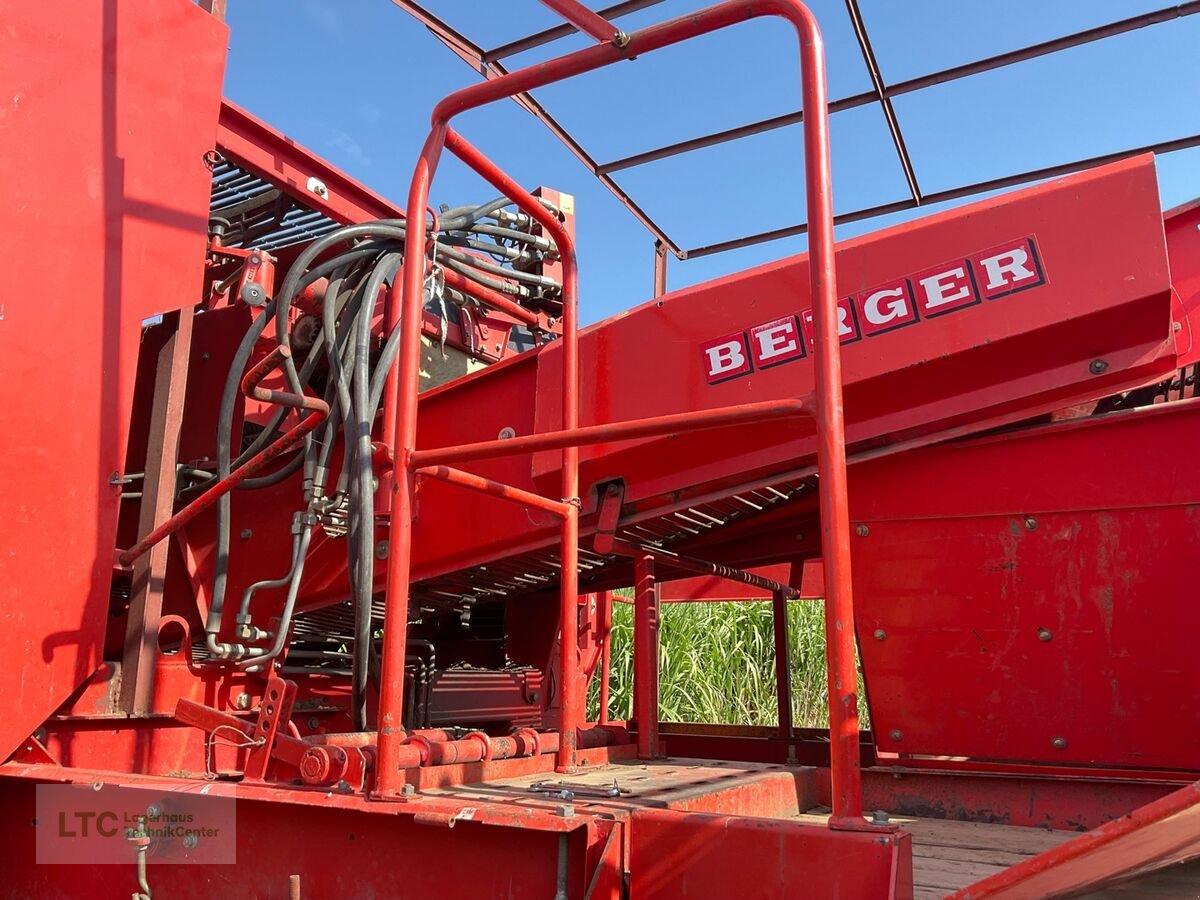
633,553 -> 660,759
410,398 -> 813,468
597,2 -> 1200,179
611,539 -> 801,598
116,347 -> 328,568
843,0 -> 921,204
771,590 -> 795,743
484,0 -> 665,62
653,239 -> 668,297
597,93 -> 873,175
598,591 -> 613,725
685,132 -> 1200,258
416,464 -> 572,517
389,1 -> 683,256
120,309 -> 193,715
538,0 -> 625,44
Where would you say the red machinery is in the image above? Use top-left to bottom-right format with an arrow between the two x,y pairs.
2,0 -> 1200,896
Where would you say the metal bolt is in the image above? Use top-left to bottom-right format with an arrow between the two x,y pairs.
889,729 -> 903,742
234,693 -> 252,710
400,784 -> 416,797
1037,628 -> 1053,642
855,524 -> 870,537
556,803 -> 575,818
240,528 -> 253,540
1023,516 -> 1037,531
146,804 -> 161,819
91,782 -> 103,792
873,629 -> 887,641
497,426 -> 517,440
308,717 -> 320,730
1052,736 -> 1067,750
1089,359 -> 1109,375
182,833 -> 199,850
375,540 -> 389,560
871,810 -> 890,826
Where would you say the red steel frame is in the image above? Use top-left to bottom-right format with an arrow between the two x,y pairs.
373,0 -> 865,822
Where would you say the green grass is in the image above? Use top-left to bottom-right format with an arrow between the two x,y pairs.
586,598 -> 869,728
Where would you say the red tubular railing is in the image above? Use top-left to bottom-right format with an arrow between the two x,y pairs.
375,0 -> 863,824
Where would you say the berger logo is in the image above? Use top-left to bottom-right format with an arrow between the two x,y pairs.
700,236 -> 1045,385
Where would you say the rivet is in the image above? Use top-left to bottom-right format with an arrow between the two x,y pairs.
855,524 -> 870,537
889,729 -> 903,742
375,540 -> 389,560
240,528 -> 253,540
1023,516 -> 1037,531
1089,359 -> 1109,375
873,629 -> 887,641
1037,628 -> 1052,642
308,717 -> 320,730
498,426 -> 517,440
1052,736 -> 1067,750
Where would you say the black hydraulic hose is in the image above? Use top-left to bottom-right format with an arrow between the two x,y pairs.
436,244 -> 560,290
205,300 -> 277,652
441,234 -> 525,263
350,251 -> 398,730
439,254 -> 524,296
461,221 -> 555,253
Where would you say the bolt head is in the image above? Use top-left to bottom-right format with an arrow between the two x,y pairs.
556,803 -> 575,818
239,528 -> 253,540
1023,516 -> 1037,531
873,629 -> 887,641
400,784 -> 416,797
182,833 -> 199,850
855,524 -> 870,537
146,804 -> 161,819
1037,628 -> 1053,642
234,693 -> 251,710
375,540 -> 389,560
1089,359 -> 1109,375
308,717 -> 320,730
871,809 -> 890,825
1052,736 -> 1067,750
889,729 -> 903,742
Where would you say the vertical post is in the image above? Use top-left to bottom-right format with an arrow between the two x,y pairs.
652,239 -> 668,298
598,591 -> 612,725
633,554 -> 660,760
120,309 -> 193,715
797,21 -> 864,822
375,126 -> 449,799
771,590 -> 795,755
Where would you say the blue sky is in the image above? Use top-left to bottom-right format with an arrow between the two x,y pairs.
223,1 -> 1200,324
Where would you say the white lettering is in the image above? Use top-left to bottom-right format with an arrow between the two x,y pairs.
705,340 -> 746,377
919,267 -> 971,310
864,287 -> 908,325
754,321 -> 798,362
979,247 -> 1035,291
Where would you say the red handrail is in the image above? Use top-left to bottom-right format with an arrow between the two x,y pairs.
375,0 -> 863,825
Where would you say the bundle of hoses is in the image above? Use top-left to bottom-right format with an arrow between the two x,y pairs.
200,197 -> 561,729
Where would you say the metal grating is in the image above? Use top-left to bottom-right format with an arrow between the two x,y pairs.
209,159 -> 343,252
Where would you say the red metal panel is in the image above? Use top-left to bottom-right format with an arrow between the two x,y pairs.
627,807 -> 912,899
850,400 -> 1200,769
0,775 -> 597,898
392,157 -> 1174,584
1165,198 -> 1200,366
0,0 -> 226,760
954,780 -> 1200,898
